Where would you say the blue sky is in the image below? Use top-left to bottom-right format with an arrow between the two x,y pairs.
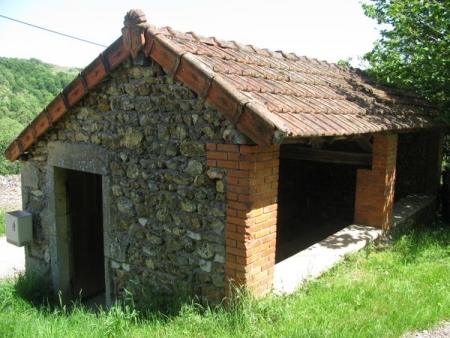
0,0 -> 380,68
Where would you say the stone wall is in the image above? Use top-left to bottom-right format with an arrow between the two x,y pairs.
21,57 -> 244,304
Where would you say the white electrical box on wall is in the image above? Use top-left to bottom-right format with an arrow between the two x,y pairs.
5,210 -> 32,247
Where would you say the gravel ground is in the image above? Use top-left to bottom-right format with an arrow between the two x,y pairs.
402,322 -> 450,338
0,175 -> 448,335
0,174 -> 22,211
0,174 -> 25,279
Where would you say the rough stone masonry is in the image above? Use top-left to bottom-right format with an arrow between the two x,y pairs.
21,56 -> 246,304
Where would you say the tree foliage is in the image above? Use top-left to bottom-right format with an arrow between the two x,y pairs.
0,57 -> 79,174
0,117 -> 24,174
0,57 -> 79,124
362,0 -> 450,119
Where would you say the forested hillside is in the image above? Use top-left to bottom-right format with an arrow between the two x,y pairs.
0,57 -> 79,174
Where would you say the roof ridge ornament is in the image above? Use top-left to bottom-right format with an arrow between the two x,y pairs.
122,9 -> 149,59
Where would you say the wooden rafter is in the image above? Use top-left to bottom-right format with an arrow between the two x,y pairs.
282,146 -> 372,167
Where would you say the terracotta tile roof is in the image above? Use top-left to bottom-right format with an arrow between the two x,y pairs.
5,9 -> 443,161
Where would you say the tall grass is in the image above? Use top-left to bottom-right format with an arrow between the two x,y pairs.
0,223 -> 449,337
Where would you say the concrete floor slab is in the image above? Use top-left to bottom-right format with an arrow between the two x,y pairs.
392,194 -> 435,226
273,225 -> 382,294
273,193 -> 435,294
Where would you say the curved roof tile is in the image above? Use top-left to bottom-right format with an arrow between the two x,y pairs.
5,9 -> 444,161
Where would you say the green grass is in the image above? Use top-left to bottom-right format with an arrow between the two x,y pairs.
0,209 -> 5,237
0,223 -> 449,337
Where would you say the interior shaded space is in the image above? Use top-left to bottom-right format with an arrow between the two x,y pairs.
276,219 -> 350,262
395,133 -> 430,201
273,193 -> 435,294
276,144 -> 361,263
81,292 -> 107,313
67,169 -> 105,301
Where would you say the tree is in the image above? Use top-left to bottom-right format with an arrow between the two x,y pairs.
0,57 -> 80,174
0,117 -> 23,175
362,0 -> 450,120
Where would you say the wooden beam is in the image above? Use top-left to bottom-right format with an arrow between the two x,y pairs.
354,136 -> 373,153
282,146 -> 372,167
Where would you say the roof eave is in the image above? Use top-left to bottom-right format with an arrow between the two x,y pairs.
280,114 -> 446,144
5,9 -> 445,161
5,37 -> 130,162
140,26 -> 290,146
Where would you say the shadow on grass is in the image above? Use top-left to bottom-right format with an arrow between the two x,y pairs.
8,220 -> 449,330
9,269 -> 228,323
13,270 -> 52,308
385,218 -> 450,263
7,270 -> 267,336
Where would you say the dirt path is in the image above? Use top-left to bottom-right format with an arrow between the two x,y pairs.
0,237 -> 25,279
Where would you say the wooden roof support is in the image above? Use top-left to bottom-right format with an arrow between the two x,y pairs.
282,146 -> 372,167
354,135 -> 374,153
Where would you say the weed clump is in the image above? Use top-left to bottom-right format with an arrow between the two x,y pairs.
14,271 -> 52,307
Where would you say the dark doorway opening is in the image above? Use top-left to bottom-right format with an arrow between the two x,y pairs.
395,133 -> 429,201
67,169 -> 105,301
276,145 -> 361,263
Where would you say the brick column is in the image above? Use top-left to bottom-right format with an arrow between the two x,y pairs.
206,143 -> 279,297
354,133 -> 398,229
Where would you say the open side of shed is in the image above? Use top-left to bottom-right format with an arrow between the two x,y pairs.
5,9 -> 445,305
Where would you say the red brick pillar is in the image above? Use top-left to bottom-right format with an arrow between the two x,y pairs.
354,133 -> 398,229
206,144 -> 279,297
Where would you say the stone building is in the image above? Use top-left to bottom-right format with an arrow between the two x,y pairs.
5,10 -> 445,307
